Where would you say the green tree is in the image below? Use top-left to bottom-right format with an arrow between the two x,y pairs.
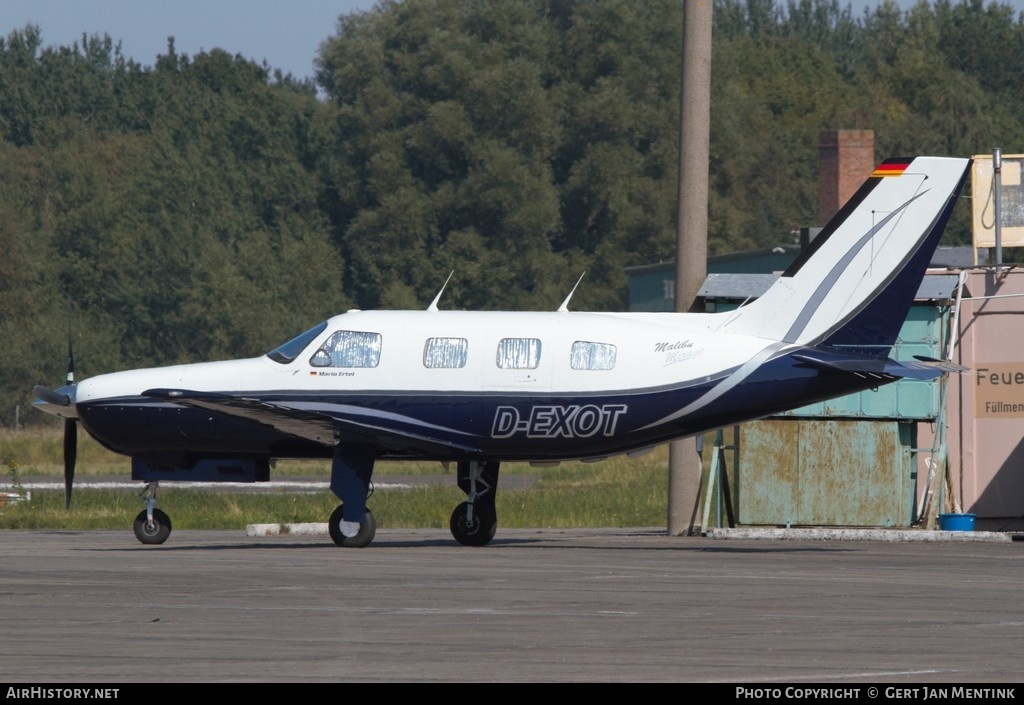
5,0 -> 1024,427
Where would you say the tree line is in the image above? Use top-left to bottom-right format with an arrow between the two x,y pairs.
3,0 -> 1023,427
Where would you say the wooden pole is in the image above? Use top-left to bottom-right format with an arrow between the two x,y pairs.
668,1 -> 712,536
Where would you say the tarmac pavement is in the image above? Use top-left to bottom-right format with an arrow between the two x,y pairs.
1,526 -> 1022,684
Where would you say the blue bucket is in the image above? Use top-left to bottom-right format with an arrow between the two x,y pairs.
938,513 -> 976,531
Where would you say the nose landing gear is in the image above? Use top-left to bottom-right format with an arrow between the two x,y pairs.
133,482 -> 172,545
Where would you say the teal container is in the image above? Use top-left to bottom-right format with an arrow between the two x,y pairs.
938,513 -> 976,531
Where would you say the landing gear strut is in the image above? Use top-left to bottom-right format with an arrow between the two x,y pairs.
133,482 -> 171,545
328,443 -> 377,548
449,460 -> 499,546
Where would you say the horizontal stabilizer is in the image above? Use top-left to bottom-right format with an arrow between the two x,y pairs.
793,352 -> 966,381
792,352 -> 894,380
883,357 -> 967,380
910,355 -> 969,373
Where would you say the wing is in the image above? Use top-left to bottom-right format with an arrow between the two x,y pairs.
142,389 -> 482,455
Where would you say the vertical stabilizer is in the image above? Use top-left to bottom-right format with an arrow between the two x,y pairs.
719,156 -> 971,354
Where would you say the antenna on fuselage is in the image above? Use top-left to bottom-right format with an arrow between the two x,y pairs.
427,270 -> 455,312
557,272 -> 586,312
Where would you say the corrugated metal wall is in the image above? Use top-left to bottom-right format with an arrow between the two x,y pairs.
706,278 -> 953,528
737,420 -> 915,527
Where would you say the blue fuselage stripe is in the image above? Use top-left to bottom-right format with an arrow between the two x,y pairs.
77,349 -> 886,463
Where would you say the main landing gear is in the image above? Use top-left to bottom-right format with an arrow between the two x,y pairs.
449,460 -> 499,547
133,482 -> 172,545
328,446 -> 500,547
328,504 -> 376,547
328,443 -> 377,548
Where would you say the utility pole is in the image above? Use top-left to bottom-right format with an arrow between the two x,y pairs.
668,1 -> 712,536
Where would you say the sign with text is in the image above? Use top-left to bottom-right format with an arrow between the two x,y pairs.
975,362 -> 1024,417
971,154 -> 1024,250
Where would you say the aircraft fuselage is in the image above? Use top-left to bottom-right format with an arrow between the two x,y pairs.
68,309 -> 877,468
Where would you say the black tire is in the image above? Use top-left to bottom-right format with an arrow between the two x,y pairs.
133,508 -> 172,545
328,504 -> 376,548
449,501 -> 497,547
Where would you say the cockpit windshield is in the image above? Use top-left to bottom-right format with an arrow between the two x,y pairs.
266,321 -> 328,364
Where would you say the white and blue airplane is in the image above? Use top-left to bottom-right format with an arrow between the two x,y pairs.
33,155 -> 972,547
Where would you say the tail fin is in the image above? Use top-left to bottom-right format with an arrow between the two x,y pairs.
719,156 -> 971,356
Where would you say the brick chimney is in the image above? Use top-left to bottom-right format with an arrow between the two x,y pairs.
818,129 -> 875,226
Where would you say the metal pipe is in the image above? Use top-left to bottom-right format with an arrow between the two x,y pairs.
994,147 -> 1002,267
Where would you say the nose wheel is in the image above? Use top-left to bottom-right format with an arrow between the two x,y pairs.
133,482 -> 171,544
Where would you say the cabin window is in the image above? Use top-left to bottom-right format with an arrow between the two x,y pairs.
571,341 -> 617,370
497,338 -> 541,369
424,337 -> 469,368
310,330 -> 382,368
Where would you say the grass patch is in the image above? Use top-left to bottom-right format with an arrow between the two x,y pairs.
1,427 -> 729,530
0,454 -> 673,530
1,425 -> 130,476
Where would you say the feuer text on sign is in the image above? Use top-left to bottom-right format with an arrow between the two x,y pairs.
975,363 -> 1024,417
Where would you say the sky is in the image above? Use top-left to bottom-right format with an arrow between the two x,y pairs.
2,1 -> 1018,86
0,0 -> 381,83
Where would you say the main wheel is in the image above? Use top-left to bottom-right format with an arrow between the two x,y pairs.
449,501 -> 497,547
328,504 -> 376,548
133,508 -> 172,545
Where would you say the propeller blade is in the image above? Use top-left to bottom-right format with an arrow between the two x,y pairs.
66,309 -> 75,386
64,418 -> 77,509
33,385 -> 71,407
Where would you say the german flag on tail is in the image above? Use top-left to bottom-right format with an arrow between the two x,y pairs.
871,158 -> 912,177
